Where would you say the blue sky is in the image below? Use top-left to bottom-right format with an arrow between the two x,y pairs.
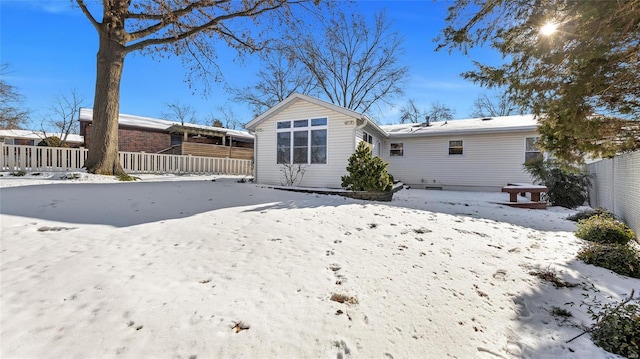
1,0 -> 502,128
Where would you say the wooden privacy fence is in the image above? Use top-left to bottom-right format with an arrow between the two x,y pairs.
0,144 -> 253,176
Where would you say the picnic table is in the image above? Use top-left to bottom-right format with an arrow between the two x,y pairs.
501,183 -> 548,203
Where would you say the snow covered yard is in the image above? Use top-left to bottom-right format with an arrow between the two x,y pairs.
1,173 -> 638,359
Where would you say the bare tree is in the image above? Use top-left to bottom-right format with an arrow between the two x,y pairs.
399,99 -> 425,124
470,93 -> 521,118
161,101 -> 197,125
216,106 -> 242,129
205,106 -> 242,129
0,63 -> 29,130
75,0 -> 321,175
230,50 -> 317,116
288,10 -> 409,114
427,102 -> 454,123
40,89 -> 84,146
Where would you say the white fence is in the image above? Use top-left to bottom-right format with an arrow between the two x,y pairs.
586,151 -> 640,241
0,144 -> 253,176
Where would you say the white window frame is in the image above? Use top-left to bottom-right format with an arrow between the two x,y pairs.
276,118 -> 328,164
448,140 -> 464,155
524,136 -> 543,162
390,143 -> 404,156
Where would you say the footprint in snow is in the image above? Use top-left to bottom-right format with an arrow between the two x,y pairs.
492,269 -> 507,281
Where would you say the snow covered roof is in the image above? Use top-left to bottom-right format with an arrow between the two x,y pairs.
79,108 -> 254,140
381,114 -> 539,137
0,129 -> 84,144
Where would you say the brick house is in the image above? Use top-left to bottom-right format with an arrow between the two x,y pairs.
79,109 -> 254,160
0,129 -> 84,147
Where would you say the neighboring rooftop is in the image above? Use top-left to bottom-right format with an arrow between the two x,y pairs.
380,114 -> 539,137
0,129 -> 84,144
79,108 -> 254,140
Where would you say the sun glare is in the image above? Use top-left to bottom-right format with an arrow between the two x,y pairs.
540,22 -> 558,36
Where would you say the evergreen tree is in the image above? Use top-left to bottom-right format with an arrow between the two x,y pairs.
437,0 -> 640,162
342,141 -> 393,192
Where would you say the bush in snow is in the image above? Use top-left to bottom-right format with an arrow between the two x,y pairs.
577,242 -> 640,278
523,159 -> 590,208
341,141 -> 393,192
590,299 -> 640,358
567,207 -> 617,222
575,215 -> 635,245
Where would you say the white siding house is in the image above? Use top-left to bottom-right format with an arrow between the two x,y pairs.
247,94 -> 542,191
245,93 -> 387,188
381,116 -> 541,191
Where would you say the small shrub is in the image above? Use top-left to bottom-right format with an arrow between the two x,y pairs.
591,302 -> 640,358
551,306 -> 572,318
10,170 -> 27,177
60,173 -> 81,180
529,269 -> 578,288
577,242 -> 640,278
523,159 -> 590,208
567,207 -> 616,222
575,215 -> 635,245
280,164 -> 306,186
37,136 -> 68,147
116,173 -> 140,182
342,141 -> 393,192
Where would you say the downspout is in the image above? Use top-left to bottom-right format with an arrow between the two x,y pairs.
248,129 -> 257,181
353,117 -> 368,150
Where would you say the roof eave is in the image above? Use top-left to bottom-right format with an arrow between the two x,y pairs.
387,125 -> 539,138
245,93 -> 367,129
361,116 -> 389,139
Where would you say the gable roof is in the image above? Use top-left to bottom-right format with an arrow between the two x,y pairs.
381,114 -> 539,138
0,129 -> 84,144
79,108 -> 254,140
244,93 -> 388,137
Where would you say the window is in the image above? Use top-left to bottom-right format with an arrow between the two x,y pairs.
390,143 -> 404,156
525,137 -> 543,162
311,129 -> 327,163
277,132 -> 291,164
362,131 -> 373,144
171,135 -> 182,146
448,140 -> 463,155
3,138 -> 15,145
276,118 -> 327,164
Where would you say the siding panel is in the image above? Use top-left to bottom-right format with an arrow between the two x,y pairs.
382,131 -> 538,191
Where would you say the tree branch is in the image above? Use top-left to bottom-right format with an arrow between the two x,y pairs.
125,0 -> 289,54
75,0 -> 101,31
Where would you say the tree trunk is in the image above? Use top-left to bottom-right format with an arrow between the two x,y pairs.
84,29 -> 126,175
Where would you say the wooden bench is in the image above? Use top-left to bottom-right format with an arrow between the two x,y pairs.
501,184 -> 548,209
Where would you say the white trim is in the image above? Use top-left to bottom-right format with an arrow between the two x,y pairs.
389,142 -> 404,157
275,117 -> 328,165
246,93 -> 388,139
448,139 -> 464,156
524,136 -> 542,162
